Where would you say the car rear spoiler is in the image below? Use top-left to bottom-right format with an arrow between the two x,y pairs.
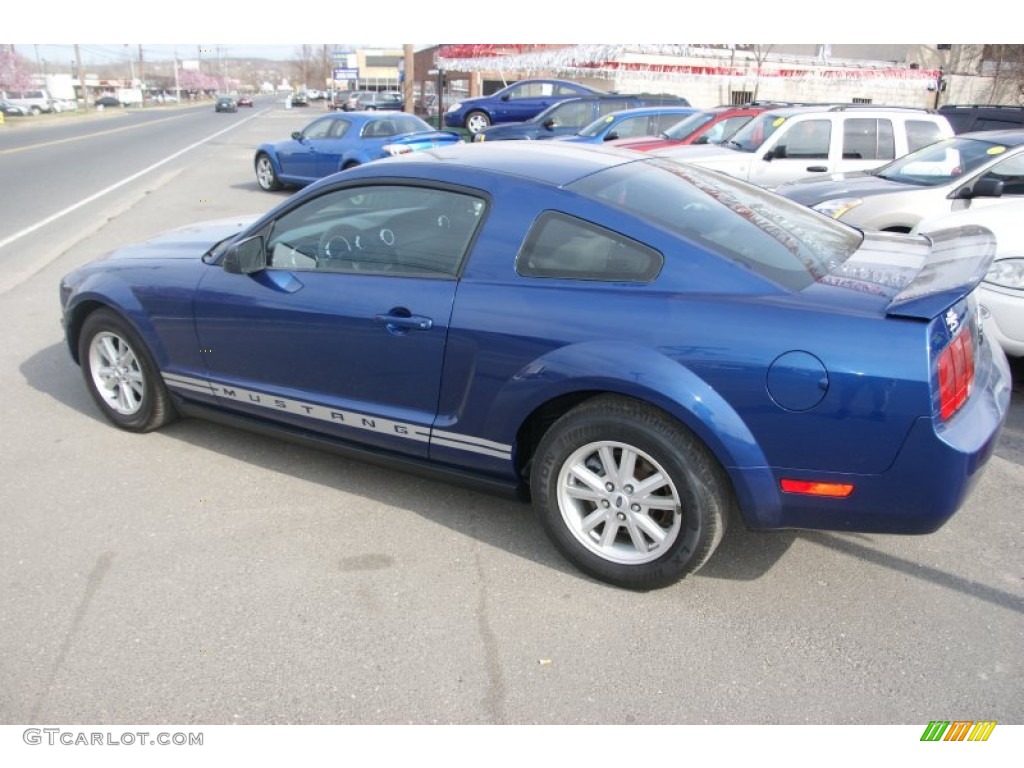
885,225 -> 996,320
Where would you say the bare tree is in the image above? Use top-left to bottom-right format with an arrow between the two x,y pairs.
983,44 -> 1024,105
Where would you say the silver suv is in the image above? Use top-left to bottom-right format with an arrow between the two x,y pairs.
653,104 -> 954,189
2,89 -> 58,115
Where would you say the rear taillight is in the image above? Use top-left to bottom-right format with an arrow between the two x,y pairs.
937,329 -> 974,420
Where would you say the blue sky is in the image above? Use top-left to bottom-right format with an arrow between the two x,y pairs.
13,45 -> 373,67
6,2 -> 994,51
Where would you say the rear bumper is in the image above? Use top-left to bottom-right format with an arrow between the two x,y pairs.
735,338 -> 1011,534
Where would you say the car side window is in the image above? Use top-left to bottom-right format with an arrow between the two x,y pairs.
516,212 -> 663,282
549,101 -> 591,126
652,113 -> 686,134
611,116 -> 650,139
980,153 -> 1024,196
302,119 -> 335,140
778,119 -> 831,159
842,118 -> 895,160
597,99 -> 632,117
906,120 -> 944,152
265,185 -> 486,277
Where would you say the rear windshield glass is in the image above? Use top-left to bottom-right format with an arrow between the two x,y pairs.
569,158 -> 863,290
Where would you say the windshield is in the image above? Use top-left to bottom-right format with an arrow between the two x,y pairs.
873,136 -> 1011,187
664,111 -> 715,140
570,158 -> 863,291
578,114 -> 618,138
723,113 -> 788,152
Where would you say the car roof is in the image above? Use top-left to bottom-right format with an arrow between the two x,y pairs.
956,128 -> 1024,146
604,106 -> 696,118
759,104 -> 938,118
387,141 -> 643,187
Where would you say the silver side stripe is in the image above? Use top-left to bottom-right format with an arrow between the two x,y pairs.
430,437 -> 511,460
431,429 -> 512,453
162,372 -> 511,459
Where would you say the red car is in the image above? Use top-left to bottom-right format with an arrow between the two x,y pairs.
608,104 -> 777,152
237,96 -> 254,107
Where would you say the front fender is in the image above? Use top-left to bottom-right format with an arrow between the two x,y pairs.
63,271 -> 195,373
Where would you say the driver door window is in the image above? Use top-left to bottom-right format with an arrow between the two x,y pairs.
265,185 -> 485,277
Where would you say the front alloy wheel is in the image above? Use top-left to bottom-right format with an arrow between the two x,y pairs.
255,154 -> 282,191
465,111 -> 491,134
78,309 -> 176,432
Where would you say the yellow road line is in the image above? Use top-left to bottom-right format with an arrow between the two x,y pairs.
0,113 -> 192,155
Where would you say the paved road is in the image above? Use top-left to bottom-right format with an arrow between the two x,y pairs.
0,103 -> 1021,726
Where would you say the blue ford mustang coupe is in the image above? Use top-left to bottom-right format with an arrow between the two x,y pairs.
60,142 -> 1011,589
254,112 -> 462,192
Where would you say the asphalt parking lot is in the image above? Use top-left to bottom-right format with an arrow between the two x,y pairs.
0,101 -> 1021,728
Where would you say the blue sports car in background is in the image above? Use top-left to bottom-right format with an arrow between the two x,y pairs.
553,106 -> 698,144
254,112 -> 462,191
60,142 -> 1010,590
443,78 -> 606,134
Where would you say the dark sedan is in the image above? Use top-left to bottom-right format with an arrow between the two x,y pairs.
59,142 -> 1009,590
473,95 -> 690,142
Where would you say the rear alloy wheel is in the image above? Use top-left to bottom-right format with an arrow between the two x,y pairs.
78,309 -> 176,432
465,110 -> 491,134
531,395 -> 731,590
255,153 -> 282,191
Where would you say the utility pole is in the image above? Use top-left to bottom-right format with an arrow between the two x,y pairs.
74,44 -> 89,110
138,44 -> 145,106
174,46 -> 181,102
403,44 -> 415,113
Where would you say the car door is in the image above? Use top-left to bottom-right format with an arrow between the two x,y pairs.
276,116 -> 337,182
312,118 -> 353,177
749,118 -> 834,188
192,183 -> 485,457
495,81 -> 558,123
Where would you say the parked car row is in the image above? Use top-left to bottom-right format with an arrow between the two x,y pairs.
472,93 -> 692,142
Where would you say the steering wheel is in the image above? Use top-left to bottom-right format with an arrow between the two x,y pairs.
317,224 -> 364,268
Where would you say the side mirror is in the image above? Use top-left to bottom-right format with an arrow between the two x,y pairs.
291,131 -> 302,140
543,119 -> 556,130
603,132 -> 619,141
222,235 -> 267,274
966,177 -> 1005,199
693,135 -> 709,145
500,94 -> 510,102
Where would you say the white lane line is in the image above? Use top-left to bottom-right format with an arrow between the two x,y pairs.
0,110 -> 267,252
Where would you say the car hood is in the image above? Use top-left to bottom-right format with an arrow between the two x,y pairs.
650,144 -> 739,164
773,172 -> 907,205
98,216 -> 260,262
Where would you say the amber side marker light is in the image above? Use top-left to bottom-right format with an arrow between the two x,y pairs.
780,479 -> 855,498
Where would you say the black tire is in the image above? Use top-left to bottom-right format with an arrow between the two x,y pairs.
78,309 -> 176,433
465,110 -> 491,134
531,395 -> 731,590
255,153 -> 282,191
